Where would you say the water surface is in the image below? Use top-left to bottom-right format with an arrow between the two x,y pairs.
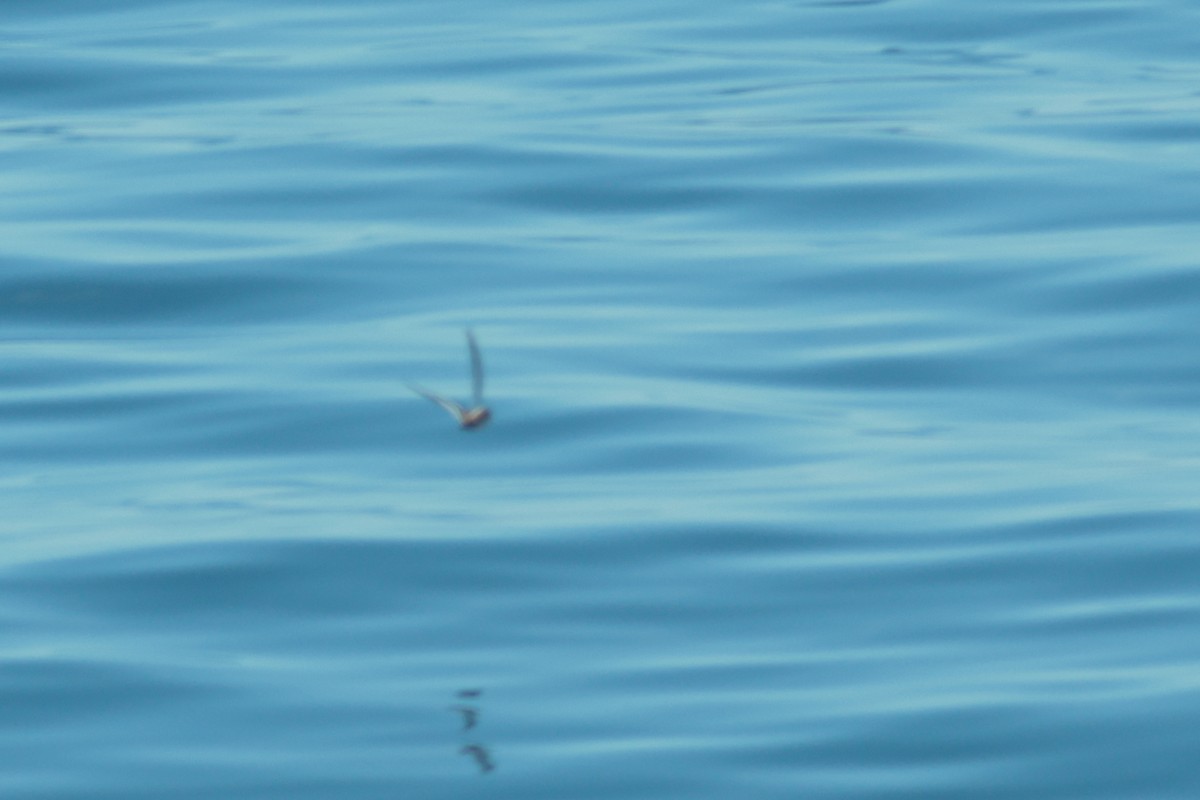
2,1 -> 1200,797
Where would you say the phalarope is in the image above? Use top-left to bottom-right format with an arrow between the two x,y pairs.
410,330 -> 491,430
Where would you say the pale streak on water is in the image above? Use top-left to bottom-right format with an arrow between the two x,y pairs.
2,1 -> 1200,798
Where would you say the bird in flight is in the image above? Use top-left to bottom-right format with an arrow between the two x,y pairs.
410,329 -> 491,430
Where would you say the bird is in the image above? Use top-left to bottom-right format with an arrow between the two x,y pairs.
409,329 -> 491,430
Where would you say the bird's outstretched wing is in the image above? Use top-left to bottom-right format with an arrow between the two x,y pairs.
466,329 -> 485,407
409,384 -> 466,423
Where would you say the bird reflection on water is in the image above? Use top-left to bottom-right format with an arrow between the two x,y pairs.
450,704 -> 479,731
450,688 -> 495,774
460,744 -> 495,774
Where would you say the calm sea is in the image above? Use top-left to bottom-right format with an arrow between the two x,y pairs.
2,1 -> 1199,797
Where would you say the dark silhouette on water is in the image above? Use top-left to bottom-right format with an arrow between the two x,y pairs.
460,744 -> 495,773
450,688 -> 495,774
450,704 -> 479,731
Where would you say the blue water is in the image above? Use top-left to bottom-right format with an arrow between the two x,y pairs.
2,1 -> 1200,797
